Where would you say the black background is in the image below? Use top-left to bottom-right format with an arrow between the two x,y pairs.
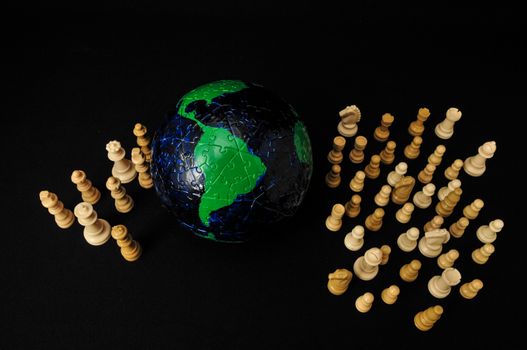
2,2 -> 523,348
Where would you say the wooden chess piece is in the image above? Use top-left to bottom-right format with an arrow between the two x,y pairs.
111,224 -> 142,262
413,183 -> 435,209
106,176 -> 134,213
428,267 -> 461,298
327,268 -> 353,295
380,245 -> 391,265
131,147 -> 153,189
408,107 -> 430,136
364,154 -> 381,179
437,179 -> 461,201
435,107 -> 462,139
381,285 -> 400,305
463,199 -> 484,220
349,170 -> 366,192
133,123 -> 152,162
427,145 -> 446,167
338,105 -> 361,137
397,227 -> 420,252
71,170 -> 101,204
435,187 -> 462,217
404,136 -> 422,159
395,202 -> 414,224
365,208 -> 385,232
325,164 -> 342,188
414,305 -> 443,331
464,141 -> 497,177
387,162 -> 408,187
344,194 -> 361,218
417,163 -> 436,184
39,190 -> 75,229
327,136 -> 346,164
444,159 -> 464,180
437,249 -> 459,269
476,219 -> 504,243
73,202 -> 111,246
418,228 -> 450,258
472,243 -> 495,264
353,247 -> 383,281
391,176 -> 415,205
344,225 -> 365,251
349,135 -> 368,163
355,292 -> 374,313
379,140 -> 396,165
424,215 -> 444,232
325,204 -> 345,231
374,185 -> 392,207
374,113 -> 394,142
106,140 -> 137,184
459,279 -> 484,299
449,217 -> 470,238
400,259 -> 422,282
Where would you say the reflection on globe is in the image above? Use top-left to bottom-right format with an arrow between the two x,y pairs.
151,80 -> 313,242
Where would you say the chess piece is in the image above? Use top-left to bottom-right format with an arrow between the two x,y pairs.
437,249 -> 459,269
397,227 -> 420,252
365,208 -> 385,232
71,170 -> 101,204
380,245 -> 391,265
344,194 -> 361,218
435,187 -> 462,217
106,140 -> 137,184
73,202 -> 111,246
449,217 -> 470,238
444,159 -> 464,180
391,176 -> 415,205
464,141 -> 497,177
349,170 -> 366,192
427,145 -> 446,167
349,135 -> 368,163
379,140 -> 396,165
428,267 -> 461,298
459,279 -> 484,299
325,164 -> 342,188
381,285 -> 400,305
344,225 -> 365,251
131,147 -> 153,189
395,202 -> 414,224
400,259 -> 422,282
414,305 -> 443,331
111,224 -> 142,262
353,247 -> 383,281
413,183 -> 436,209
387,162 -> 408,187
327,268 -> 353,296
106,176 -> 134,213
418,228 -> 450,258
355,292 -> 374,313
424,215 -> 444,232
39,190 -> 75,229
404,136 -> 422,159
327,136 -> 346,164
437,179 -> 461,201
472,243 -> 495,264
374,185 -> 392,207
325,204 -> 345,231
417,163 -> 436,184
463,199 -> 484,220
364,154 -> 381,179
476,219 -> 504,243
374,113 -> 394,142
133,123 -> 152,162
338,105 -> 361,137
435,107 -> 462,139
408,107 -> 430,136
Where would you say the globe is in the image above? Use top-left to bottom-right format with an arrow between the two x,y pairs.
151,80 -> 313,242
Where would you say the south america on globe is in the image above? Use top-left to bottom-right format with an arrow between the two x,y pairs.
151,80 -> 313,242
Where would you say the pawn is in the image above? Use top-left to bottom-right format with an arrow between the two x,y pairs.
437,179 -> 461,201
414,305 -> 444,331
472,243 -> 495,264
106,140 -> 137,184
131,147 -> 153,189
327,268 -> 353,296
449,217 -> 470,238
379,140 -> 396,165
381,285 -> 400,305
391,176 -> 415,205
355,292 -> 374,313
349,135 -> 368,163
477,219 -> 504,243
400,259 -> 422,282
344,194 -> 362,218
349,170 -> 366,192
353,247 -> 383,281
464,141 -> 497,177
395,202 -> 414,224
460,279 -> 484,299
71,170 -> 101,204
463,199 -> 485,220
325,164 -> 342,188
408,107 -> 430,136
364,154 -> 381,179
437,249 -> 459,269
444,159 -> 464,180
374,185 -> 392,207
365,208 -> 385,232
106,176 -> 134,213
435,187 -> 462,217
73,202 -> 111,246
325,204 -> 345,231
418,228 -> 450,258
380,245 -> 391,265
344,225 -> 365,251
133,123 -> 152,162
327,136 -> 346,164
424,215 -> 444,232
397,227 -> 420,252
413,183 -> 436,209
404,136 -> 422,159
417,163 -> 436,184
387,162 -> 408,187
435,107 -> 462,139
428,267 -> 461,298
111,224 -> 142,262
374,113 -> 394,142
427,145 -> 446,167
39,190 -> 75,229
338,105 -> 361,137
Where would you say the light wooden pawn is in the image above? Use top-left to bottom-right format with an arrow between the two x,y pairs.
472,243 -> 495,264
374,113 -> 394,142
391,176 -> 415,205
133,123 -> 152,162
428,267 -> 461,298
380,245 -> 391,265
71,170 -> 101,204
408,107 -> 430,136
381,285 -> 400,305
337,105 -> 361,137
325,164 -> 341,188
353,247 -> 382,281
349,135 -> 367,163
444,159 -> 464,180
374,185 -> 392,207
364,154 -> 381,179
463,199 -> 484,220
131,147 -> 153,189
397,227 -> 420,252
414,305 -> 443,331
404,136 -> 422,159
327,268 -> 353,296
413,183 -> 436,209
400,259 -> 422,282
365,208 -> 384,232
464,141 -> 497,177
437,249 -> 459,269
395,202 -> 414,224
418,228 -> 450,258
325,204 -> 345,231
417,163 -> 436,184
476,219 -> 504,243
327,136 -> 346,164
424,215 -> 444,232
449,217 -> 470,238
427,145 -> 446,167
435,107 -> 462,139
344,225 -> 364,251
111,224 -> 142,262
106,176 -> 134,213
355,292 -> 374,313
437,179 -> 461,201
73,202 -> 111,246
349,170 -> 366,192
460,279 -> 484,299
106,140 -> 137,184
387,162 -> 408,187
39,190 -> 75,229
435,187 -> 462,217
344,194 -> 361,218
379,140 -> 396,165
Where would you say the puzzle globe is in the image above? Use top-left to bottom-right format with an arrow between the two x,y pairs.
151,80 -> 313,242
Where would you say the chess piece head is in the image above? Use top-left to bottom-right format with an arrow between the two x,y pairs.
106,176 -> 121,191
328,268 -> 352,282
71,170 -> 86,183
133,123 -> 147,137
111,224 -> 128,240
365,248 -> 383,266
397,162 -> 408,174
106,140 -> 125,161
339,105 -> 361,123
479,141 -> 497,159
442,268 -> 462,286
423,183 -> 436,196
39,190 -> 53,203
446,107 -> 462,121
74,202 -> 93,219
489,219 -> 504,232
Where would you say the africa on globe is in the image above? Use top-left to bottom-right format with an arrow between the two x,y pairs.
151,80 -> 313,242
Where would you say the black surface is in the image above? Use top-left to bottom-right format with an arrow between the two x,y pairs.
3,3 -> 522,349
